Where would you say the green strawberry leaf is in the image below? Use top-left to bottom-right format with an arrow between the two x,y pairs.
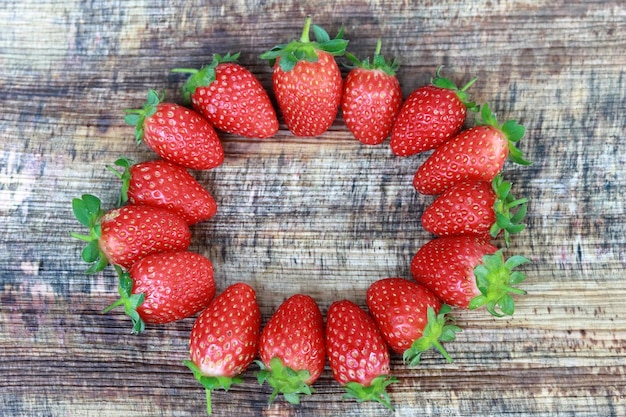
184,360 -> 244,415
403,304 -> 462,366
102,266 -> 146,334
255,357 -> 314,405
431,66 -> 479,112
172,52 -> 241,104
70,194 -> 109,274
312,24 -> 330,43
476,103 -> 532,166
124,89 -> 164,145
81,240 -> 100,263
342,375 -> 398,411
344,39 -> 400,76
259,16 -> 347,72
490,174 -> 529,247
106,157 -> 135,207
469,250 -> 530,317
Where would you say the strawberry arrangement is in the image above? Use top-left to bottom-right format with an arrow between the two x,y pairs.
71,16 -> 532,414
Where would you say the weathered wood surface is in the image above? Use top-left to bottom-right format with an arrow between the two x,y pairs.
1,0 -> 625,416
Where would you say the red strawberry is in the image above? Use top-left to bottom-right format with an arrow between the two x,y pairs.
390,66 -> 478,157
411,236 -> 529,317
421,175 -> 528,246
260,16 -> 347,137
256,294 -> 325,404
341,39 -> 402,145
103,251 -> 216,333
173,53 -> 279,139
413,103 -> 532,195
366,278 -> 461,365
326,299 -> 397,410
108,157 -> 218,225
185,283 -> 261,415
124,90 -> 224,170
71,194 -> 191,273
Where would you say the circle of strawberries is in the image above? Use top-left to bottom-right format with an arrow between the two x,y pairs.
71,16 -> 532,414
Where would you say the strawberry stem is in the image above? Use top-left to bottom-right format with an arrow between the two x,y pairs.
184,360 -> 244,416
374,38 -> 382,55
299,15 -> 312,43
205,388 -> 212,416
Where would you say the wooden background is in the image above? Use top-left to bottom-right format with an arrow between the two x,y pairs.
1,0 -> 625,416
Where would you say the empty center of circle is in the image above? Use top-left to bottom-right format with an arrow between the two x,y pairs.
200,138 -> 424,304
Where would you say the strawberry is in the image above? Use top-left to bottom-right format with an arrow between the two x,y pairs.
260,16 -> 348,137
108,157 -> 218,225
390,66 -> 478,157
185,283 -> 261,416
256,294 -> 325,404
124,90 -> 224,170
411,236 -> 529,317
71,194 -> 191,273
366,278 -> 461,365
413,103 -> 532,195
103,251 -> 216,333
173,53 -> 279,139
341,39 -> 402,145
421,174 -> 528,246
326,299 -> 397,410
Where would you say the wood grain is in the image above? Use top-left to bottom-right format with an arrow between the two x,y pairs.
1,0 -> 625,416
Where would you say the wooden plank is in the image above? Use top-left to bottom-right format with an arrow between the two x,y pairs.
1,0 -> 625,415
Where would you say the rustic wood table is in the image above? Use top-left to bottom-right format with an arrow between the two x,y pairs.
1,1 -> 624,416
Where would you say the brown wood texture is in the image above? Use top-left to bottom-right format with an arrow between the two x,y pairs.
1,0 -> 625,416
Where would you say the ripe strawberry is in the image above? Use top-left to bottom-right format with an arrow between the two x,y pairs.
341,39 -> 402,145
366,278 -> 461,365
185,283 -> 261,415
326,299 -> 397,410
71,194 -> 191,273
173,53 -> 279,139
256,294 -> 325,404
390,66 -> 479,157
124,90 -> 224,170
413,103 -> 532,195
411,236 -> 529,317
108,157 -> 218,225
421,175 -> 528,246
260,16 -> 348,136
103,251 -> 216,333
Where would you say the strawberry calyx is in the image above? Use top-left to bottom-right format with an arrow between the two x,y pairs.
184,360 -> 243,416
431,65 -> 479,112
476,103 -> 532,166
106,157 -> 135,207
342,375 -> 398,411
491,174 -> 529,246
468,250 -> 530,317
70,193 -> 109,274
102,265 -> 146,334
345,38 -> 399,76
171,52 -> 241,104
255,357 -> 314,405
259,15 -> 348,72
124,89 -> 164,145
402,304 -> 461,366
